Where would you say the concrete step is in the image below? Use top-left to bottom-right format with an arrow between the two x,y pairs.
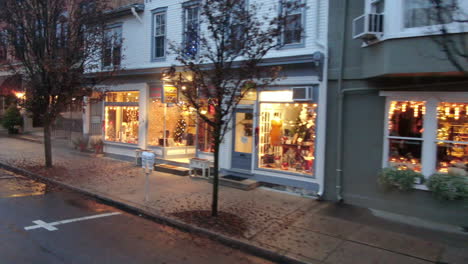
154,164 -> 190,176
203,175 -> 260,191
155,158 -> 190,168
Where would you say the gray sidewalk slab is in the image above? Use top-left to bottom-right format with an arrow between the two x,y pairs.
0,136 -> 467,264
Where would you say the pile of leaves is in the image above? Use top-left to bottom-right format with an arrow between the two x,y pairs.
171,210 -> 248,237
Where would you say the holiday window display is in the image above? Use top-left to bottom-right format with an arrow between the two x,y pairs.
436,102 -> 468,176
387,101 -> 425,172
104,106 -> 139,144
148,100 -> 196,147
104,91 -> 140,144
259,103 -> 317,174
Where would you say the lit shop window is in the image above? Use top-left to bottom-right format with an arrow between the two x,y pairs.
436,102 -> 468,176
106,91 -> 139,103
147,100 -> 196,147
258,103 -> 317,175
387,101 -> 425,172
104,92 -> 139,144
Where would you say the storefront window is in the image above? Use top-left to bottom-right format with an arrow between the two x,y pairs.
384,98 -> 468,178
104,91 -> 139,144
258,102 -> 317,174
387,101 -> 425,171
106,91 -> 139,102
436,102 -> 468,176
148,100 -> 196,147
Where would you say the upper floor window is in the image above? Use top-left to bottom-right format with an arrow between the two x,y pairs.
102,26 -> 122,68
404,0 -> 454,28
228,0 -> 246,52
370,0 -> 384,13
0,30 -> 7,61
153,9 -> 166,59
281,0 -> 304,45
183,4 -> 200,57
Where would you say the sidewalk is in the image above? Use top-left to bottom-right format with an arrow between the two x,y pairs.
0,135 -> 467,264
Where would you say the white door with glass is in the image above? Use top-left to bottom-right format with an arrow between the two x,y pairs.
231,109 -> 254,170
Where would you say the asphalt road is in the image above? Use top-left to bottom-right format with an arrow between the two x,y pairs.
0,169 -> 273,264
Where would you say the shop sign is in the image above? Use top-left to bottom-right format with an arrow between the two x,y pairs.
163,85 -> 178,103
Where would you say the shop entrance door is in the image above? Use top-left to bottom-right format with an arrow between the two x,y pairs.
231,109 -> 253,171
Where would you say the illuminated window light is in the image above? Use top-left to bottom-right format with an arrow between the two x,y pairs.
259,91 -> 293,102
454,107 -> 460,120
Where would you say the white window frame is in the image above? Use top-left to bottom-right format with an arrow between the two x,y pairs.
151,8 -> 167,61
102,25 -> 122,69
183,3 -> 200,57
381,92 -> 468,189
374,0 -> 468,41
280,0 -> 306,48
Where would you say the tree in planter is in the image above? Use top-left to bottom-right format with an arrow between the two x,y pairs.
1,105 -> 22,134
0,0 -> 113,167
166,0 -> 304,216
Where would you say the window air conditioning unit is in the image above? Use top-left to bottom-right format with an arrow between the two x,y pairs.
352,13 -> 384,40
292,86 -> 315,101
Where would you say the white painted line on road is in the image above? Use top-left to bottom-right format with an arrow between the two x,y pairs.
29,220 -> 58,231
0,176 -> 17,179
24,212 -> 122,231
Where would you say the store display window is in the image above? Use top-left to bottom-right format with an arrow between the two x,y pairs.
436,102 -> 467,176
387,101 -> 425,171
384,97 -> 467,178
104,91 -> 139,144
148,100 -> 196,147
258,102 -> 317,175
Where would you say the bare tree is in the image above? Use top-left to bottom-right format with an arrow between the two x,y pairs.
430,0 -> 468,73
0,0 -> 113,167
167,0 -> 304,216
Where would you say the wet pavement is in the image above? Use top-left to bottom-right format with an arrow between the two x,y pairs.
1,136 -> 468,264
0,169 -> 273,264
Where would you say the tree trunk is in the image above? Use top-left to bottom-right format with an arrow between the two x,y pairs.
211,139 -> 220,217
43,122 -> 53,168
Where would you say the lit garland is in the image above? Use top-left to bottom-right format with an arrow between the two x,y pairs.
437,102 -> 468,121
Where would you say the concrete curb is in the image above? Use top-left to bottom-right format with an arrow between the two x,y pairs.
9,135 -> 43,144
0,161 -> 311,264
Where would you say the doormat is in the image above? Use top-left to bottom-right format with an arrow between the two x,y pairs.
221,175 -> 247,182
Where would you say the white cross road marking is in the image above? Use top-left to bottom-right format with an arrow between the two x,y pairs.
29,220 -> 58,231
24,212 -> 122,232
